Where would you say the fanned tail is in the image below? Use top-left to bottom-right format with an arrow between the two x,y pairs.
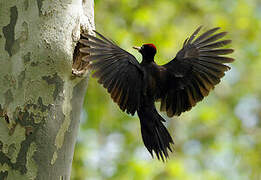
137,107 -> 174,161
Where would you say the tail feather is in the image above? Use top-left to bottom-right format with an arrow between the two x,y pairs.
138,108 -> 174,161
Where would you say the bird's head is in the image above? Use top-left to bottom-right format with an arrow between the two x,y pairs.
133,43 -> 157,62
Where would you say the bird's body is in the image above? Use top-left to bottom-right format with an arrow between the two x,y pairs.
140,62 -> 160,97
79,27 -> 234,161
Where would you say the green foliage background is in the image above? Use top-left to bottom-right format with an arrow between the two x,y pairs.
72,0 -> 261,179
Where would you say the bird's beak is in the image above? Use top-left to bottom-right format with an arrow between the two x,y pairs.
133,46 -> 141,52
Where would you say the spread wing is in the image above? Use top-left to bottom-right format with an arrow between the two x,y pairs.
160,26 -> 234,117
79,31 -> 144,115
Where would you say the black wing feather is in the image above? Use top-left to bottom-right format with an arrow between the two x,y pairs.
160,27 -> 234,117
80,31 -> 144,115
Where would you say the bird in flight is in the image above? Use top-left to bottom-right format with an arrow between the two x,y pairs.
79,26 -> 234,161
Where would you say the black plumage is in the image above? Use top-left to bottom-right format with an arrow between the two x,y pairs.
79,27 -> 234,161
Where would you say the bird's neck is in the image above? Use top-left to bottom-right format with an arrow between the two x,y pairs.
141,56 -> 154,64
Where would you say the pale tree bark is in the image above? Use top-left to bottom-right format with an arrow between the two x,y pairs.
0,0 -> 94,179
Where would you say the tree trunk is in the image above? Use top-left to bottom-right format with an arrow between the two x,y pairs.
0,0 -> 94,179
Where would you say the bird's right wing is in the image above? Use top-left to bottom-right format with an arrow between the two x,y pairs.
79,31 -> 144,115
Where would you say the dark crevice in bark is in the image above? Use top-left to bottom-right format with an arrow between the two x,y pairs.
0,101 -> 47,175
2,6 -> 18,57
23,52 -> 31,63
14,132 -> 35,174
5,114 -> 9,124
0,105 -> 8,123
37,97 -> 51,113
42,74 -> 64,101
15,97 -> 51,127
0,127 -> 38,175
36,0 -> 43,15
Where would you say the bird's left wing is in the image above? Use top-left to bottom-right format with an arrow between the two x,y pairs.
159,27 -> 234,117
79,31 -> 144,115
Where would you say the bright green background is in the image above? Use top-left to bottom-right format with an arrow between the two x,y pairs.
72,0 -> 261,179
